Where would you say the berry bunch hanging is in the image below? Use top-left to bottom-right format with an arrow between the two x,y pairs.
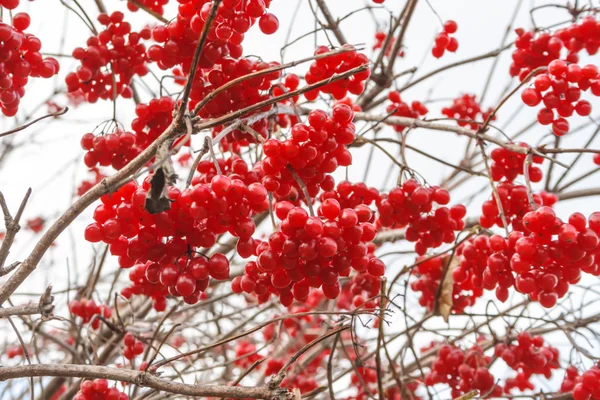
561,365 -> 600,400
188,57 -> 282,120
0,15 -> 59,116
373,31 -> 404,58
233,198 -> 382,306
425,343 -> 502,398
441,94 -> 494,130
74,379 -> 129,400
432,20 -> 459,58
66,12 -> 150,103
386,91 -> 428,133
521,59 -> 598,136
495,332 -> 560,393
147,0 -> 278,72
80,129 -> 138,170
479,182 -> 557,230
377,179 -> 466,255
489,144 -> 544,182
510,17 -> 600,81
304,45 -> 370,100
83,175 -> 269,309
123,332 -> 144,360
68,299 -> 112,330
259,105 -> 356,204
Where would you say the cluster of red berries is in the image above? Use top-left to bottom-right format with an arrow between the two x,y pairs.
319,180 -> 380,210
0,15 -> 59,116
190,58 -> 282,120
475,209 -> 600,308
489,144 -> 544,182
148,0 -> 277,72
377,179 -> 466,255
432,20 -> 459,58
561,365 -> 600,400
386,91 -> 428,133
411,253 -> 482,313
131,96 -> 179,151
511,17 -> 600,81
74,379 -> 128,400
425,343 -> 502,398
66,12 -> 150,103
83,175 -> 268,309
337,268 -> 381,310
6,345 -> 24,359
373,31 -> 404,58
81,130 -> 138,170
211,118 -> 270,153
191,156 -> 261,189
304,45 -> 370,100
348,363 -> 421,400
123,332 -> 144,360
26,217 -> 45,233
234,340 -> 263,368
259,105 -> 356,204
442,94 -> 494,130
479,182 -> 557,230
233,198 -> 383,306
68,299 -> 112,330
521,59 -> 598,136
127,0 -> 168,15
495,332 -> 559,393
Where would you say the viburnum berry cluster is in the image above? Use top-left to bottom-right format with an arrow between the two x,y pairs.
258,105 -> 355,204
188,57 -> 282,119
489,144 -> 544,182
521,59 -> 598,136
373,31 -> 404,58
74,379 -> 128,400
233,340 -> 263,368
233,197 -> 382,305
496,332 -> 560,394
304,45 -> 370,100
511,17 -> 600,81
386,91 -> 428,133
561,365 -> 600,400
6,345 -> 24,359
80,129 -> 138,170
441,94 -> 494,129
0,15 -> 59,116
83,175 -> 268,310
26,216 -> 44,233
66,12 -> 150,102
458,209 -> 600,309
432,20 -> 459,58
425,343 -> 502,398
411,253 -> 483,312
131,96 -> 178,151
68,299 -> 112,330
147,0 -> 277,72
123,332 -> 144,360
377,179 -> 466,255
479,182 -> 557,230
